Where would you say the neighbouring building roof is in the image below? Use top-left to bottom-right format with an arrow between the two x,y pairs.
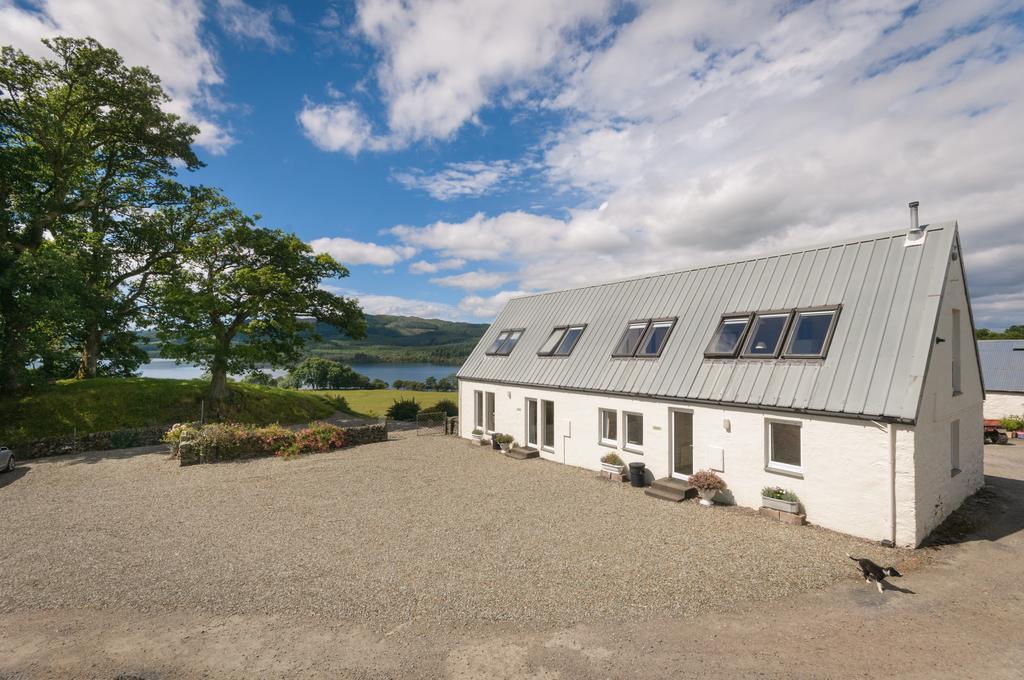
459,222 -> 965,423
979,339 -> 1024,393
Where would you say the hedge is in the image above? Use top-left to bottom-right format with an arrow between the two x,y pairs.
170,421 -> 387,466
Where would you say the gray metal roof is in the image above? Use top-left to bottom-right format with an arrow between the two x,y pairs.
979,340 -> 1024,393
459,223 -> 962,422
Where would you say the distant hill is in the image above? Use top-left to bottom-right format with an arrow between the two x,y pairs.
139,314 -> 489,365
306,314 -> 489,364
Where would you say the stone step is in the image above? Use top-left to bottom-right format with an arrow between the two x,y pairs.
505,446 -> 539,460
644,477 -> 696,502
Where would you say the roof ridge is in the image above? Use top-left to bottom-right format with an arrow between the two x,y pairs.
508,222 -> 955,303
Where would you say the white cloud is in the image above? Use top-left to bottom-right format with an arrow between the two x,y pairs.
394,160 -> 520,200
324,286 -> 461,320
301,0 -> 612,151
297,100 -> 384,154
385,1 -> 1024,322
216,0 -> 290,51
309,236 -> 416,267
409,258 -> 466,274
0,0 -> 233,153
458,290 -> 528,318
431,270 -> 512,291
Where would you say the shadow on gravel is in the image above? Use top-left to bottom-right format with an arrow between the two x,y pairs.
62,445 -> 169,466
0,465 -> 29,489
922,474 -> 1024,547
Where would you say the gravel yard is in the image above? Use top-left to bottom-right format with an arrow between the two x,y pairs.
0,431 -> 908,631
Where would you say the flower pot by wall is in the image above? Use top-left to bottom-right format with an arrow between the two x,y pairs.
601,462 -> 625,476
499,442 -> 512,453
762,496 -> 800,514
697,488 -> 718,506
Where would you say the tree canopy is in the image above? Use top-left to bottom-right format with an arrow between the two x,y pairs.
153,217 -> 365,401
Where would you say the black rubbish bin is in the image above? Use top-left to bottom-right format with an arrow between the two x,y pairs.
628,461 -> 647,487
492,436 -> 501,450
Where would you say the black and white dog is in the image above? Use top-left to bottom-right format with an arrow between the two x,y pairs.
848,554 -> 902,593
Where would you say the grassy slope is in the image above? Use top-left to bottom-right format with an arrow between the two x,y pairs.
0,378 -> 340,444
328,389 -> 455,418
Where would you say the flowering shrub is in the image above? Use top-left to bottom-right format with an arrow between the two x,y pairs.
688,469 -> 726,491
761,486 -> 799,502
162,422 -> 200,458
278,422 -> 346,459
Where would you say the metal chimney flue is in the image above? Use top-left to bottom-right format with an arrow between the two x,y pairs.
909,201 -> 920,231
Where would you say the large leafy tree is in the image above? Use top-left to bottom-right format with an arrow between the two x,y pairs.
0,37 -> 200,389
153,214 -> 366,401
60,185 -> 232,378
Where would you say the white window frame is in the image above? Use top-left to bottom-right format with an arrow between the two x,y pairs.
952,308 -> 962,395
598,408 -> 618,448
485,391 -> 495,433
623,411 -> 644,453
765,418 -> 802,476
541,400 -> 555,452
473,390 -> 483,429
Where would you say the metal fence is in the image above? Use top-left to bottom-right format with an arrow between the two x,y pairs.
415,411 -> 447,435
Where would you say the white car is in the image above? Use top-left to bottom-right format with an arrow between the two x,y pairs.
0,446 -> 13,472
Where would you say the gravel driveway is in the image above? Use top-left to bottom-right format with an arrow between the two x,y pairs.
0,431 -> 906,631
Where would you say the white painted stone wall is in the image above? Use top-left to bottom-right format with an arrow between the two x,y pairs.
909,258 -> 985,543
459,380 -> 898,543
984,391 -> 1024,420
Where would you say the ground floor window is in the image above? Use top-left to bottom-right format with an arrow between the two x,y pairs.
950,420 -> 960,474
767,419 -> 801,474
485,391 -> 495,432
473,390 -> 483,429
541,400 -> 555,450
599,408 -> 617,446
624,412 -> 643,452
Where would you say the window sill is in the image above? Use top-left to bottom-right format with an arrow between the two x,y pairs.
541,446 -> 554,453
765,465 -> 804,480
598,440 -> 618,449
952,390 -> 963,397
623,446 -> 644,455
951,468 -> 962,478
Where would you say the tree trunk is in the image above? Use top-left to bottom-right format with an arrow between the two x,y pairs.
77,323 -> 101,379
209,364 -> 230,402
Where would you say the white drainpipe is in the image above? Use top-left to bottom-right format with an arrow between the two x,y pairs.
888,424 -> 898,547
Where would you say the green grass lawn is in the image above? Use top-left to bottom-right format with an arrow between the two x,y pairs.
327,389 -> 456,418
0,377 -> 340,444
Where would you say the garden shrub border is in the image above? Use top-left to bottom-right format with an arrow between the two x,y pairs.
175,422 -> 388,466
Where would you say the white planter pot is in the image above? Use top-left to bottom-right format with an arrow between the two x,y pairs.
697,488 -> 718,506
601,462 -> 626,475
499,442 -> 512,453
762,496 -> 800,514
472,434 -> 482,442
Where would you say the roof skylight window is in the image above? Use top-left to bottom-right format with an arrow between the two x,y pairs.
784,308 -> 840,358
539,325 -> 586,356
486,329 -> 523,356
741,312 -> 792,358
612,321 -> 651,357
636,319 -> 675,357
705,315 -> 752,357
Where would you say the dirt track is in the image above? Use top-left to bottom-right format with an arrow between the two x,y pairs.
1,441 -> 1022,679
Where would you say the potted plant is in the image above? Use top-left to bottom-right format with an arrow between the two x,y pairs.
600,452 -> 625,476
495,433 -> 515,453
688,470 -> 726,506
471,427 -> 484,443
761,486 -> 800,514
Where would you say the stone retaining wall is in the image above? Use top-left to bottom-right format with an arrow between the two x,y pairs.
9,425 -> 169,460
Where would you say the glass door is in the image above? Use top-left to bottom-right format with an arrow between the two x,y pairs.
671,409 -> 693,479
525,399 -> 538,448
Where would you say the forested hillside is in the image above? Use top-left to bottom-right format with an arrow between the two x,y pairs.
305,315 -> 489,364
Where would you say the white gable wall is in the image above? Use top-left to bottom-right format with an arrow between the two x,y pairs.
910,251 -> 985,542
460,379 -> 901,543
984,391 -> 1024,420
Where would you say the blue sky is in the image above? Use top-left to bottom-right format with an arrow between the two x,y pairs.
3,0 -> 1023,327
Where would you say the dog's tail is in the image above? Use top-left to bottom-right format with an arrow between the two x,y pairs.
846,553 -> 859,562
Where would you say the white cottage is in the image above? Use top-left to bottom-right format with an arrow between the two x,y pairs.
978,340 -> 1024,420
458,211 -> 984,547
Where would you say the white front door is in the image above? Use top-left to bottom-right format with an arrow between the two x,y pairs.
525,398 -> 538,448
671,409 -> 694,479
